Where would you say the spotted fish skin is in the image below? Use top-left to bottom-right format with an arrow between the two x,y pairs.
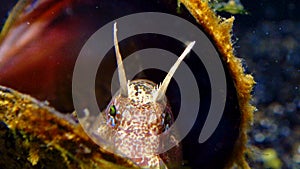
93,22 -> 190,169
98,79 -> 174,168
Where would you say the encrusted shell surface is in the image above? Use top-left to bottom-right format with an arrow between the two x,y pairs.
0,0 -> 254,168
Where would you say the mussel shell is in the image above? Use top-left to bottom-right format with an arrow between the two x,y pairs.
0,85 -> 137,169
0,0 -> 242,168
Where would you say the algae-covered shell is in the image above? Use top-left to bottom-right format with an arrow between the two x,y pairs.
0,85 -> 138,169
0,0 -> 255,168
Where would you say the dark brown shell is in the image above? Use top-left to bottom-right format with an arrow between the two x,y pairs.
0,0 -> 255,169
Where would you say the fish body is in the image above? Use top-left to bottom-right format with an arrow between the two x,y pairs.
91,23 -> 194,168
97,80 -> 173,168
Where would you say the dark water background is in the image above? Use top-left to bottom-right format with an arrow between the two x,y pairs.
0,0 -> 299,168
232,1 -> 300,169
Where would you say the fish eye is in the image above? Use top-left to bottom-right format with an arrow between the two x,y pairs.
165,113 -> 171,123
109,105 -> 117,116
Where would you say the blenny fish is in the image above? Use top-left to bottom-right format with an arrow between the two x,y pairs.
93,23 -> 195,169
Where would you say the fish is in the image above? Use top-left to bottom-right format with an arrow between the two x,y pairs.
93,23 -> 195,168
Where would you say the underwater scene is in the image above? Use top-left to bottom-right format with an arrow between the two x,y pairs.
0,0 -> 299,169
